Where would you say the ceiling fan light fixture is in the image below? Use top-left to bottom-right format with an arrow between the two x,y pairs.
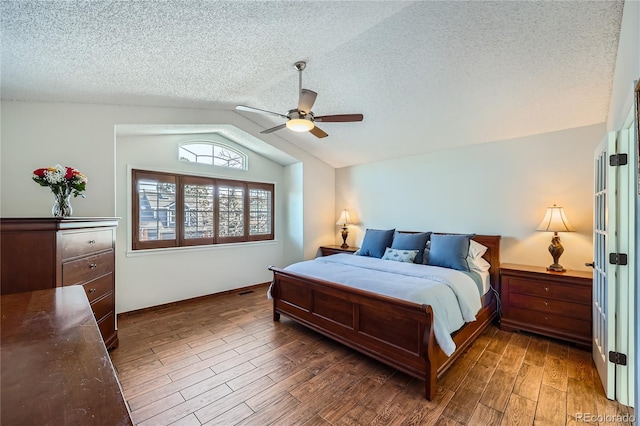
237,61 -> 363,138
286,118 -> 314,132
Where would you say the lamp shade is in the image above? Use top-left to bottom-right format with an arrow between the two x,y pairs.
536,205 -> 575,232
336,209 -> 352,226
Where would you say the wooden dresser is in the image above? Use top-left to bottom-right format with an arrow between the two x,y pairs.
1,286 -> 132,425
499,263 -> 593,348
1,217 -> 119,349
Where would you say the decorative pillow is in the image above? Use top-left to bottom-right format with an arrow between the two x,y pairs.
381,248 -> 419,263
428,234 -> 475,271
357,228 -> 395,258
390,231 -> 431,264
468,255 -> 491,272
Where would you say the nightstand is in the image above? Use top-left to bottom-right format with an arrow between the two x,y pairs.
499,263 -> 593,349
319,245 -> 359,256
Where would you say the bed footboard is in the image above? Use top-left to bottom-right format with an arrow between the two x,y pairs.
269,267 -> 438,399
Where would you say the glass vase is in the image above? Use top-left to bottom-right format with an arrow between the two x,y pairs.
52,191 -> 73,217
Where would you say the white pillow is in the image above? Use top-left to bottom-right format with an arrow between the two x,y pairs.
382,248 -> 419,263
468,240 -> 488,259
468,255 -> 491,272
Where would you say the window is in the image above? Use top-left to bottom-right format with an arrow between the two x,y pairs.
132,170 -> 273,250
249,184 -> 273,237
134,171 -> 178,249
178,141 -> 247,170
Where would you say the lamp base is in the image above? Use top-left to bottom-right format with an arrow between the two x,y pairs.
340,226 -> 349,249
547,263 -> 566,273
547,233 -> 565,272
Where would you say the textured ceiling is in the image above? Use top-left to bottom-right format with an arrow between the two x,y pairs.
1,1 -> 624,168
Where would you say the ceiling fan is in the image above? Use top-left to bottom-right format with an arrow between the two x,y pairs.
235,61 -> 363,138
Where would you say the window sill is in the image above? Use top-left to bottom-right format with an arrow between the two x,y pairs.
125,239 -> 279,257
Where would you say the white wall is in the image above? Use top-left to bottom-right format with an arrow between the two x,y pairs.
115,132 -> 285,312
336,123 -> 605,272
0,101 -> 336,312
607,0 -> 639,132
283,162 -> 304,266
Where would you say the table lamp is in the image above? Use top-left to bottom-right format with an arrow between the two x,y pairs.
336,209 -> 352,248
536,204 -> 575,272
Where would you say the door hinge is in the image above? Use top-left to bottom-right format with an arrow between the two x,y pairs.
609,351 -> 628,366
609,153 -> 628,166
609,253 -> 628,265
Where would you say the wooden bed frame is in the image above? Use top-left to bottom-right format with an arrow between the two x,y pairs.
269,234 -> 501,400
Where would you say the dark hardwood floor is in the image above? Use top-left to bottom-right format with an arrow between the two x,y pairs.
110,284 -> 634,425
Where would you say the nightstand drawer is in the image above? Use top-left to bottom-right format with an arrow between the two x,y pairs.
507,278 -> 590,304
509,293 -> 591,320
507,307 -> 591,338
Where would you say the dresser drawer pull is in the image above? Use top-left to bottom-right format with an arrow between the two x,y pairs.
545,317 -> 548,321
89,288 -> 96,293
544,301 -> 549,306
544,287 -> 549,292
88,240 -> 96,245
89,263 -> 97,269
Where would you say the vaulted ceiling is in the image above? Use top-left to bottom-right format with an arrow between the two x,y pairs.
1,1 -> 624,167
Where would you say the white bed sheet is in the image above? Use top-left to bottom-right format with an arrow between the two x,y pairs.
478,270 -> 491,295
271,254 -> 483,356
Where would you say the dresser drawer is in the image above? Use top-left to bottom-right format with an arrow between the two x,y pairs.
507,307 -> 591,338
507,277 -> 591,304
62,251 -> 114,286
82,274 -> 113,303
509,293 -> 591,320
97,312 -> 116,343
91,292 -> 114,322
61,229 -> 113,260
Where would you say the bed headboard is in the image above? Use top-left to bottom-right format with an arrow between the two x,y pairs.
470,235 -> 501,289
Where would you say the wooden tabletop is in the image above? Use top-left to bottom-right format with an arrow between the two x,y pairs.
1,286 -> 132,425
500,263 -> 593,279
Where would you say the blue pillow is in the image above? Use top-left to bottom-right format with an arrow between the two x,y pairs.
358,228 -> 395,258
428,234 -> 475,271
390,231 -> 431,264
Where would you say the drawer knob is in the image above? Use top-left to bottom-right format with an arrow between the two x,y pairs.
89,288 -> 96,293
89,263 -> 97,269
544,287 -> 549,292
544,301 -> 549,306
88,240 -> 96,245
544,317 -> 548,321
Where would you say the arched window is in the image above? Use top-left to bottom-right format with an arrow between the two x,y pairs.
179,141 -> 247,170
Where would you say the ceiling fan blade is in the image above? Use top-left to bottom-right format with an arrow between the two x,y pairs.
260,123 -> 287,134
314,114 -> 364,123
309,125 -> 328,138
298,89 -> 317,114
236,105 -> 288,119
